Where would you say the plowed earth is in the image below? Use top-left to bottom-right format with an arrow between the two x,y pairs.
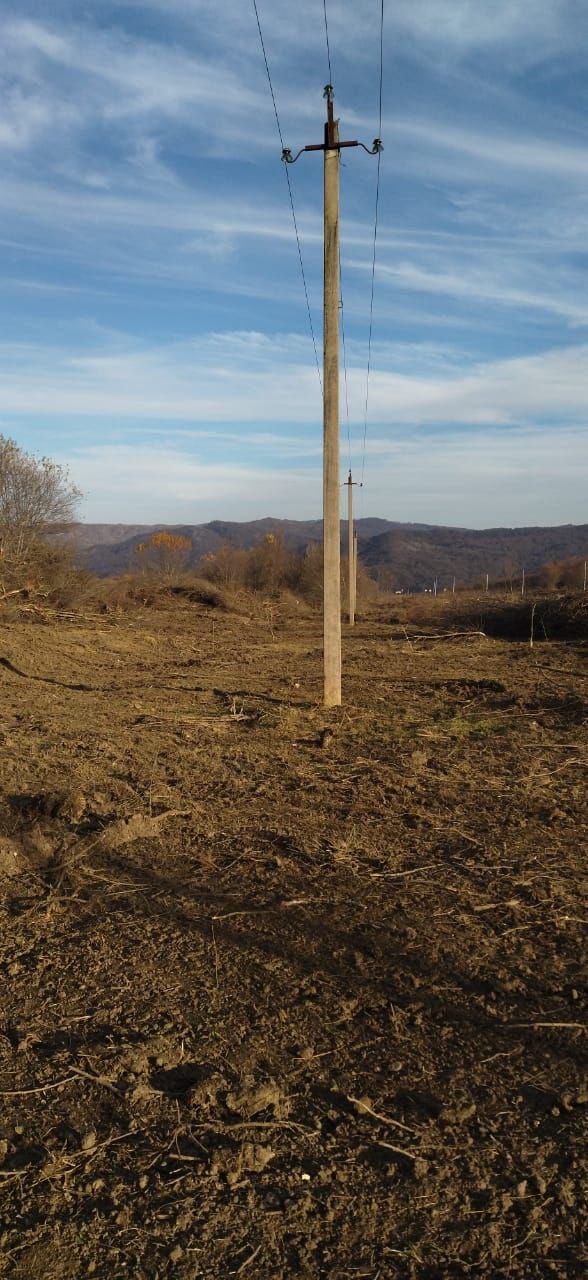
0,600 -> 586,1279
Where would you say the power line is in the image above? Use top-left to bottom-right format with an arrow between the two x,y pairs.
251,0 -> 322,393
339,246 -> 352,470
323,0 -> 333,86
322,2 -> 351,473
360,0 -> 385,487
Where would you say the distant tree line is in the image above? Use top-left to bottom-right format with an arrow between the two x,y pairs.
132,529 -> 375,607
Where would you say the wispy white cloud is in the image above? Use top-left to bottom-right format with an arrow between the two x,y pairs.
390,0 -> 576,57
1,1 -> 586,530
360,257 -> 588,327
2,331 -> 587,431
388,117 -> 588,182
3,17 -> 279,147
64,420 -> 588,526
0,83 -> 77,150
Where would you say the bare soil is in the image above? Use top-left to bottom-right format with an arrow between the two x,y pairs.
0,596 -> 586,1279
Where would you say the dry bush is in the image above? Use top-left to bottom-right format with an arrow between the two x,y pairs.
538,557 -> 586,590
133,531 -> 192,581
0,543 -> 91,614
293,543 -> 323,607
169,577 -> 231,609
30,544 -> 92,608
246,533 -> 295,595
0,434 -> 81,596
90,573 -> 234,616
200,545 -> 249,589
88,575 -> 145,614
198,536 -> 379,610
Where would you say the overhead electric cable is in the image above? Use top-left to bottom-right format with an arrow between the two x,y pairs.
322,2 -> 350,469
251,0 -> 322,393
323,0 -> 334,86
360,0 -> 384,487
339,246 -> 352,470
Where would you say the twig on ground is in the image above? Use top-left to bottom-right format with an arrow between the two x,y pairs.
346,1095 -> 420,1136
71,1065 -> 122,1095
407,631 -> 487,641
375,1139 -> 418,1160
211,920 -> 220,988
508,1021 -> 586,1031
233,1244 -> 263,1275
479,1049 -> 522,1065
524,759 -> 583,783
211,897 -> 311,921
193,1119 -> 315,1135
369,863 -> 440,879
0,1075 -> 78,1097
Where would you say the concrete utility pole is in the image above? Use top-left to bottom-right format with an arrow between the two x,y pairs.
323,98 -> 341,702
345,470 -> 358,626
521,567 -> 525,596
353,529 -> 358,616
283,88 -> 382,707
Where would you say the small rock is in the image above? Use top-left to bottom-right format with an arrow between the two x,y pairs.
0,837 -> 28,880
81,1131 -> 97,1151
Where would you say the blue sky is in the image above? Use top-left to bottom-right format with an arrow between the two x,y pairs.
1,0 -> 587,526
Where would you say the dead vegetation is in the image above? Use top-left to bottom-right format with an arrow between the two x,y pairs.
0,594 -> 586,1279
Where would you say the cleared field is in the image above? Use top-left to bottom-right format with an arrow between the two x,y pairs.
0,596 -> 586,1278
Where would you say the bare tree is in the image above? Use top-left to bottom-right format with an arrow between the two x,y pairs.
0,435 -> 81,586
133,531 -> 192,581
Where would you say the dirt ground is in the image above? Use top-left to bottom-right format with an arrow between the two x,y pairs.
0,594 -> 586,1279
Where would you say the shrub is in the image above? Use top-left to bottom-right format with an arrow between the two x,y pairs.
0,434 -> 81,592
133,531 -> 193,580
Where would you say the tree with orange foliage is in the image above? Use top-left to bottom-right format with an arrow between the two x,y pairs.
134,530 -> 192,580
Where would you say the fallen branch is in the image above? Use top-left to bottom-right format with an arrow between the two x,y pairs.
406,631 -> 487,641
346,1095 -> 420,1137
375,1139 -> 418,1160
193,1119 -> 314,1135
211,897 -> 311,921
370,863 -> 440,880
71,1066 -> 122,1096
508,1021 -> 586,1031
233,1245 -> 263,1275
0,1075 -> 78,1097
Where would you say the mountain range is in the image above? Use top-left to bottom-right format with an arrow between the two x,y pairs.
63,519 -> 588,591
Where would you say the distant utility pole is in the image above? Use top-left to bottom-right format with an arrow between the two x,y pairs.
353,530 -> 358,616
485,572 -> 489,592
584,560 -> 587,592
283,88 -> 382,707
345,470 -> 359,626
521,567 -> 525,596
452,575 -> 456,594
433,578 -> 438,598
